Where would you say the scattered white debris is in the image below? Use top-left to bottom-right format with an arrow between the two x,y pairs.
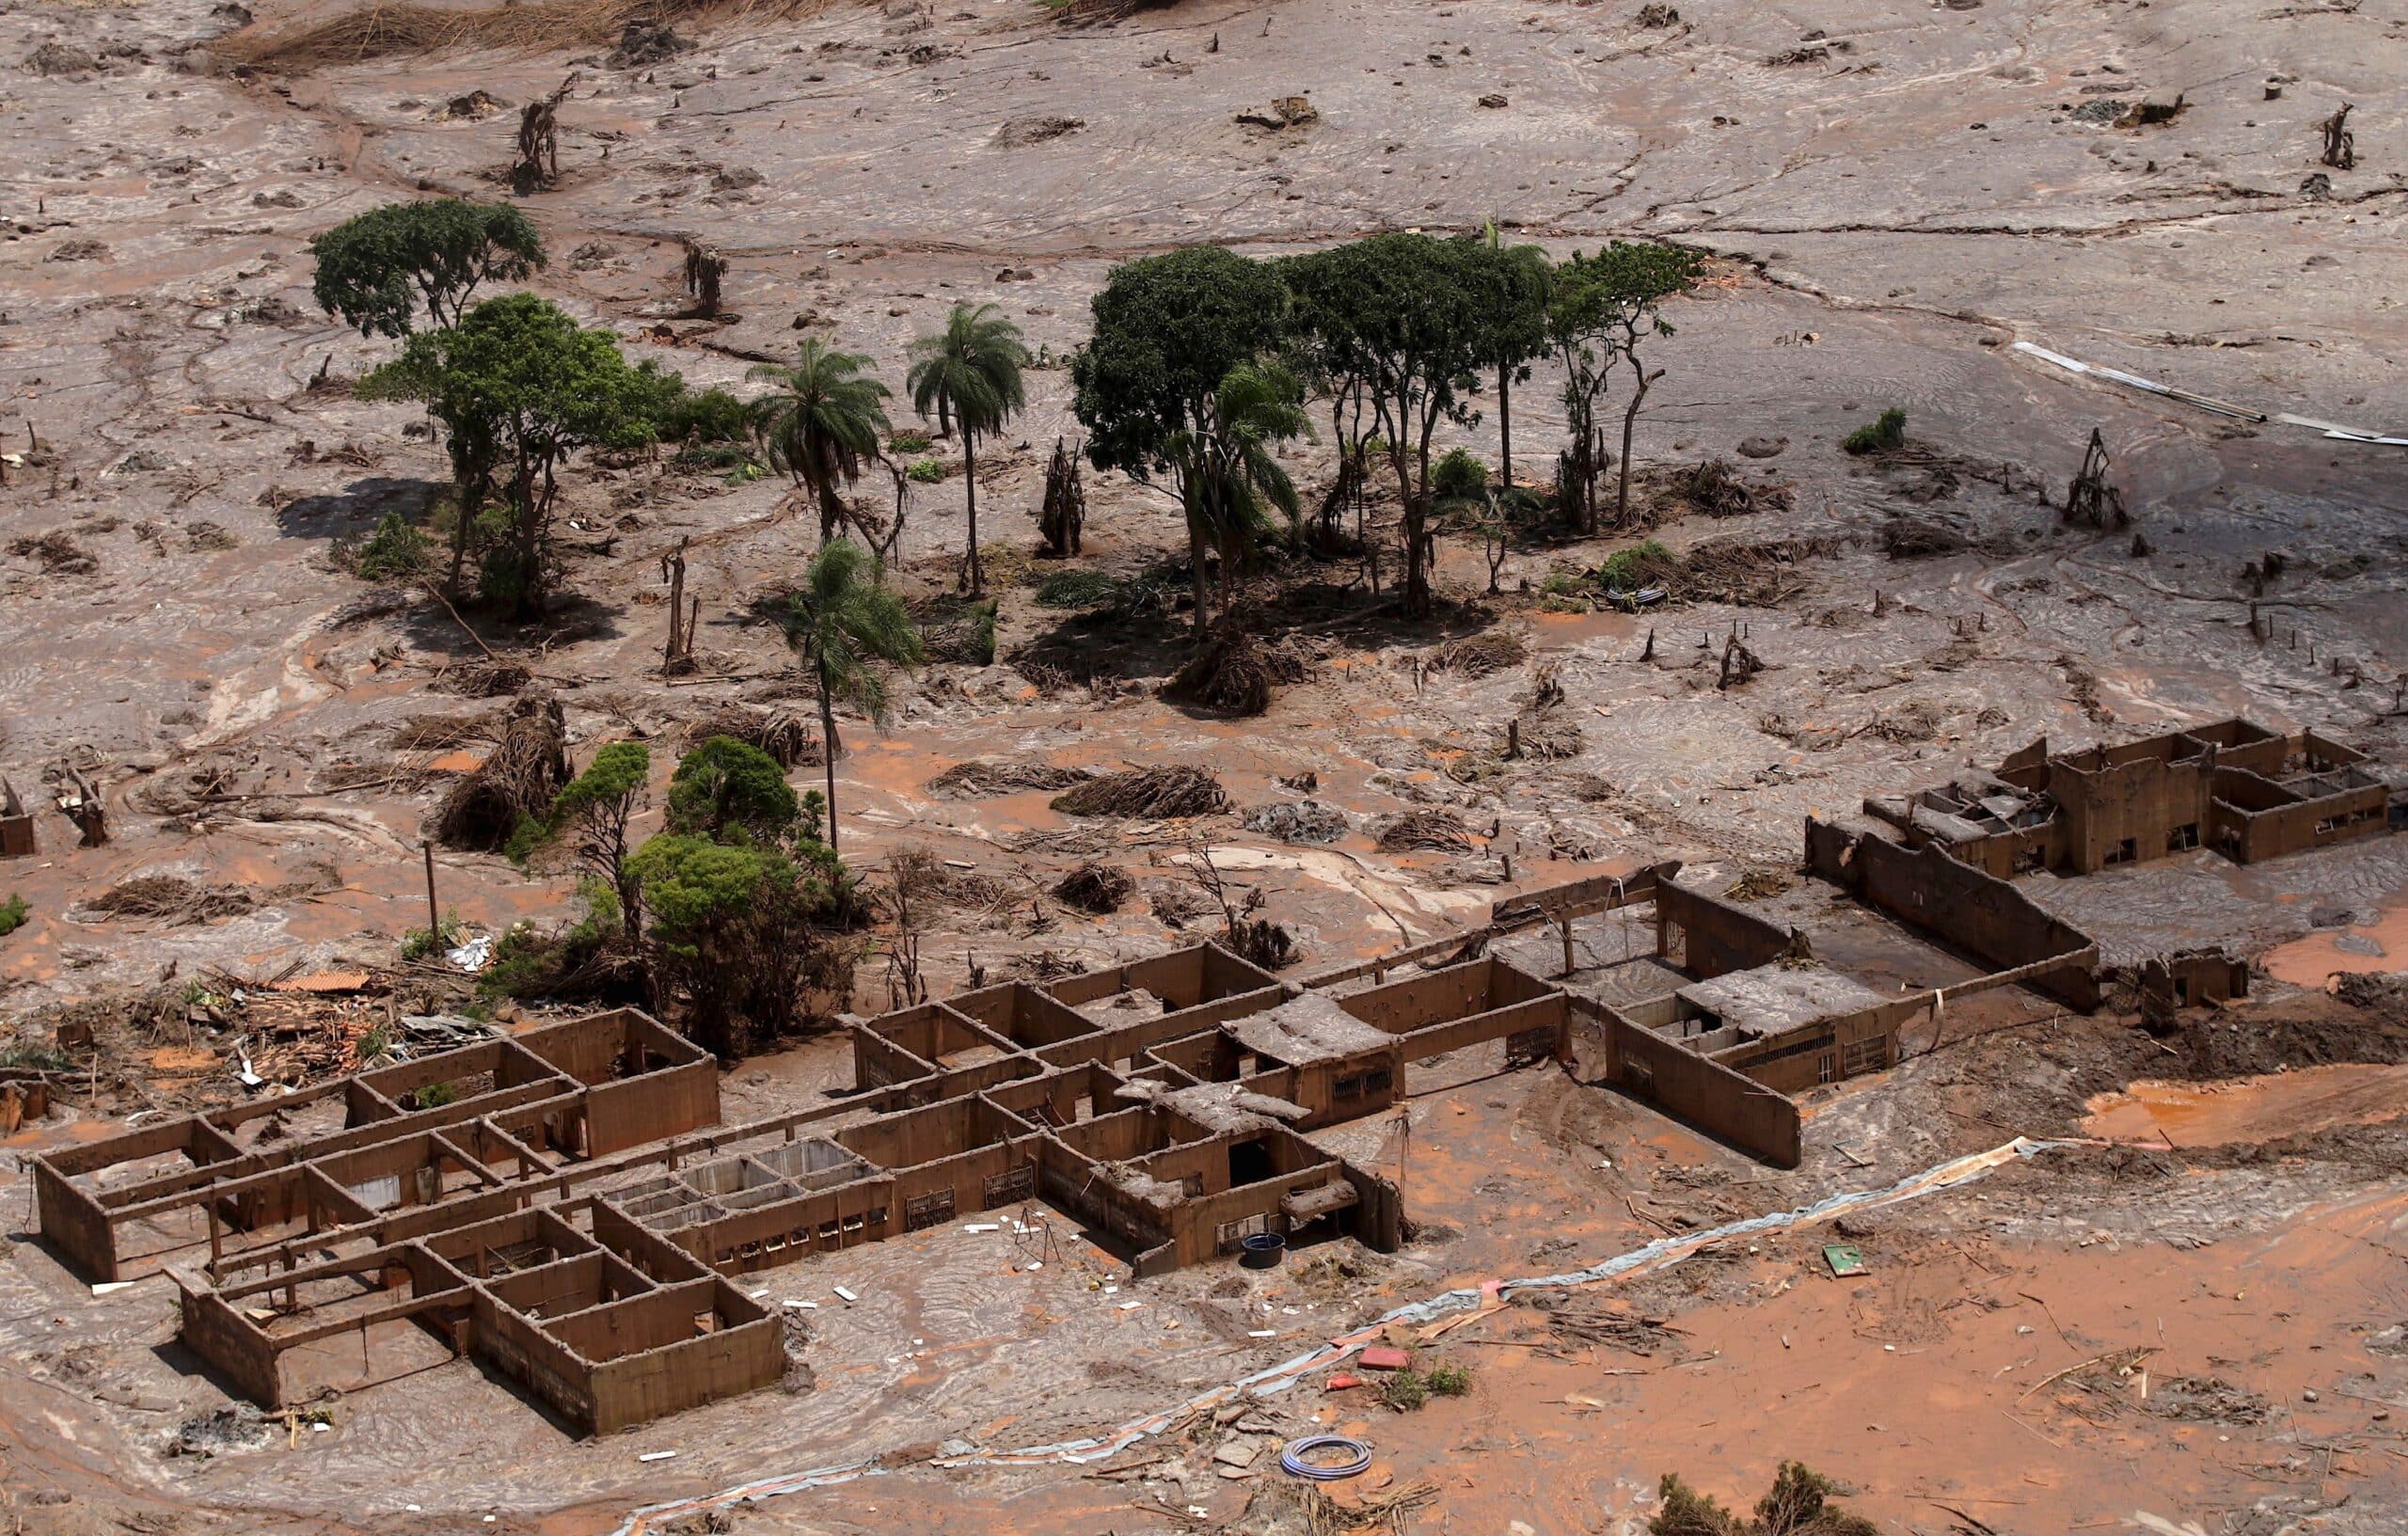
1247,1329 -> 1276,1338
1024,1261 -> 1042,1272
832,1286 -> 860,1303
91,1281 -> 135,1296
1117,1301 -> 1144,1311
783,1299 -> 817,1309
963,1223 -> 1000,1233
639,1450 -> 679,1463
446,933 -> 494,974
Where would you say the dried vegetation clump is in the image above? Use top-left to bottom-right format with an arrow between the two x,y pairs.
430,697 -> 569,850
1164,627 -> 1315,716
926,758 -> 1093,799
680,705 -> 819,768
1051,766 -> 1228,819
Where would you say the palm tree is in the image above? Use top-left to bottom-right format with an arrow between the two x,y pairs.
907,303 -> 1030,596
1170,360 -> 1308,636
748,339 -> 892,546
781,537 -> 923,858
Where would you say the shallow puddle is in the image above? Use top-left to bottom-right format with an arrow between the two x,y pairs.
2083,1062 -> 2408,1147
2261,895 -> 2408,987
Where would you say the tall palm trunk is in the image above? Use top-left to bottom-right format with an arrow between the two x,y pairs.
961,431 -> 983,595
816,652 -> 841,856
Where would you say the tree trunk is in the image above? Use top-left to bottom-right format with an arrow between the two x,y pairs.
816,480 -> 844,547
1185,511 -> 1211,640
961,432 -> 982,596
817,653 -> 841,858
1497,361 -> 1513,485
1616,366 -> 1660,530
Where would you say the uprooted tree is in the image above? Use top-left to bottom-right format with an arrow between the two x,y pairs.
1038,435 -> 1086,557
360,293 -> 658,616
1072,245 -> 1300,637
309,198 -> 547,339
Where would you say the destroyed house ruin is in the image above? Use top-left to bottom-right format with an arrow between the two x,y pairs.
1863,719 -> 2396,877
31,856 -> 2178,1433
29,943 -> 1582,1431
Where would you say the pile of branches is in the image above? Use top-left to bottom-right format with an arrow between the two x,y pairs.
1672,536 -> 1836,607
1664,459 -> 1793,519
1051,766 -> 1228,819
212,0 -> 804,69
682,704 -> 818,768
927,758 -> 1093,800
1164,626 -> 1314,717
429,697 -> 569,850
389,711 -> 502,752
1508,709 -> 1585,762
80,875 -> 257,925
1426,630 -> 1528,678
433,659 -> 531,698
1375,809 -> 1474,853
1052,862 -> 1133,914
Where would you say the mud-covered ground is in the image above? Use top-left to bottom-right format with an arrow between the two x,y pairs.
4,0 -> 2408,1528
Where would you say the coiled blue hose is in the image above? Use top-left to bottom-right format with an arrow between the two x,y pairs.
1280,1434 -> 1372,1481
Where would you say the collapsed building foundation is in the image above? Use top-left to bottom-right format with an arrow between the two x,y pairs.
47,750 -> 2378,1433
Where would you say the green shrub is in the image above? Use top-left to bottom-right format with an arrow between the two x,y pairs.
0,1044 -> 73,1072
1842,407 -> 1907,455
1424,1361 -> 1473,1397
1033,569 -> 1123,610
906,457 -> 945,484
1433,447 -> 1488,500
480,879 -> 624,1001
0,894 -> 25,939
399,908 -> 466,962
1377,1369 -> 1430,1412
1597,538 -> 1673,589
889,428 -> 932,454
350,511 -> 433,582
413,1081 -> 459,1109
667,736 -> 801,846
355,1025 -> 390,1066
651,383 -> 752,446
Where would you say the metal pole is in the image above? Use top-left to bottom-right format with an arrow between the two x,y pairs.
422,843 -> 439,935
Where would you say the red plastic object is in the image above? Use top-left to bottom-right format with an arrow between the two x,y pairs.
1324,1371 -> 1365,1391
1358,1346 -> 1411,1371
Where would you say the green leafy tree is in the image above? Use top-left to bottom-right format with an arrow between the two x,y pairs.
1284,233 -> 1494,620
781,538 -> 923,859
1469,226 -> 1553,485
908,302 -> 1030,597
1071,246 -> 1292,637
628,833 -> 847,1057
309,198 -> 546,339
361,293 -> 657,614
1550,243 -> 1703,532
665,736 -> 803,846
747,338 -> 893,546
545,741 -> 651,937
